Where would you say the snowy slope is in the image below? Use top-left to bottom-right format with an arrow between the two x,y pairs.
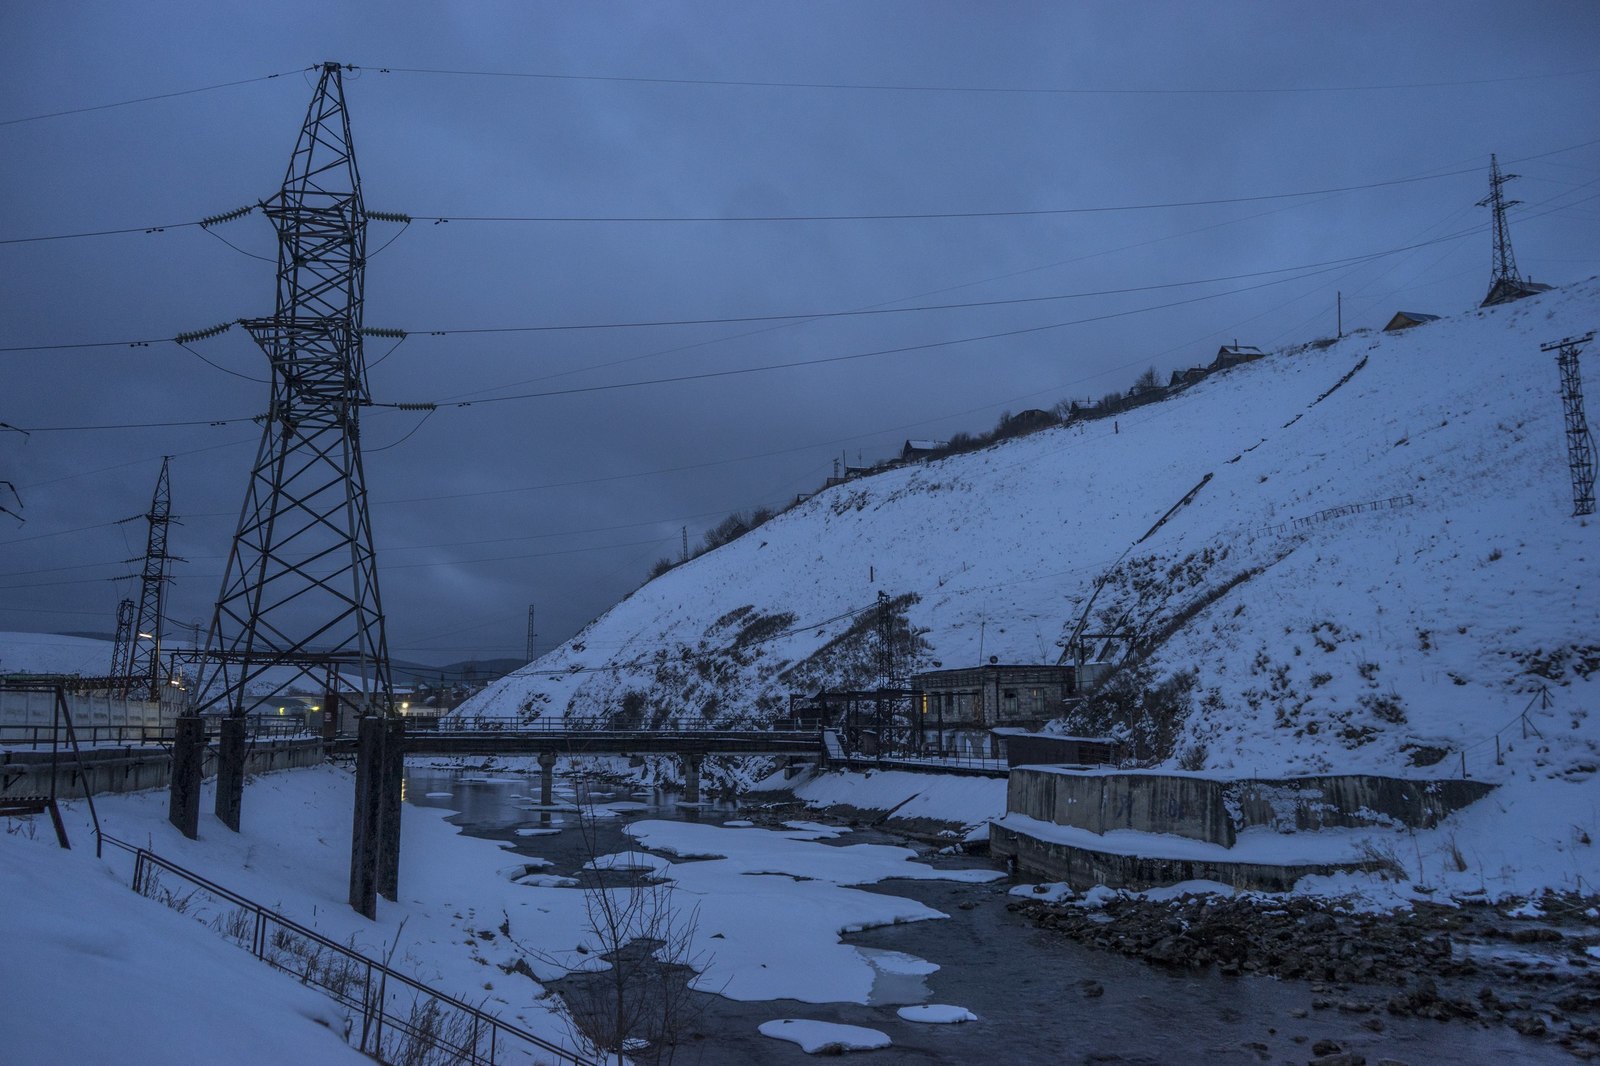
0,829 -> 366,1065
464,281 -> 1599,786
0,630 -> 116,676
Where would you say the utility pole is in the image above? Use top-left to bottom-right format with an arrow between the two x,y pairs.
525,604 -> 536,661
1543,332 -> 1597,516
681,525 -> 688,563
192,62 -> 394,834
1336,291 -> 1342,339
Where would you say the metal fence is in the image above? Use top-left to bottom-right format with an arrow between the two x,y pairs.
1261,493 -> 1414,537
98,834 -> 595,1066
0,686 -> 176,732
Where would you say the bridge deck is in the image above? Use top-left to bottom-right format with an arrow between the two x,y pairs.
371,728 -> 823,757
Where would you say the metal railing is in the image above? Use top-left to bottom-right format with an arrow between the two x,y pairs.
0,718 -> 314,749
436,715 -> 814,736
98,833 -> 595,1066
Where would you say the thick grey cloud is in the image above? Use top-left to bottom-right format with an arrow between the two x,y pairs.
3,1 -> 1598,665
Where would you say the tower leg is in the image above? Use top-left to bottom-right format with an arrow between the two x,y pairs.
168,715 -> 206,839
378,717 -> 405,901
214,716 -> 247,831
349,716 -> 383,919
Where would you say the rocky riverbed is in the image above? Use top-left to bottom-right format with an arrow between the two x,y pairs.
1009,888 -> 1600,1060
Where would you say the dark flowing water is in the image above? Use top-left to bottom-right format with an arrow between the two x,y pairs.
405,766 -> 1565,1065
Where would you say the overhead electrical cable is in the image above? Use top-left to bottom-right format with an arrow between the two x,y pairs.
0,225 -> 1490,355
7,138 -> 1596,247
0,68 -> 312,127
356,62 -> 1600,97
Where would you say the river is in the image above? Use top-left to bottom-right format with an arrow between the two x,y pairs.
405,765 -> 1566,1065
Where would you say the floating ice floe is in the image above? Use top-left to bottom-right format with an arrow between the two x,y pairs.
498,859 -> 554,879
1008,882 -> 1074,903
513,827 -> 562,837
896,1004 -> 977,1024
757,1019 -> 890,1054
515,874 -> 580,888
723,819 -> 755,827
783,820 -> 847,838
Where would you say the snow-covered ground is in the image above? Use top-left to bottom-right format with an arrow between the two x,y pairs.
0,824 -> 366,1065
8,764 -> 1008,1061
0,630 -> 117,676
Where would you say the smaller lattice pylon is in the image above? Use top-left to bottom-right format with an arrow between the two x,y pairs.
109,598 -> 136,690
1542,332 -> 1597,517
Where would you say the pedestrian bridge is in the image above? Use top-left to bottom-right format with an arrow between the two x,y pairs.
378,717 -> 823,758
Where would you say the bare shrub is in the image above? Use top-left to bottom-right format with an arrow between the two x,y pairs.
1354,837 -> 1409,881
1177,743 -> 1208,771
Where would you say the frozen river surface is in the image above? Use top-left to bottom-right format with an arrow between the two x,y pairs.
406,768 -> 1563,1065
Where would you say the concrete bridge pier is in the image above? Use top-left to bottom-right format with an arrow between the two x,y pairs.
683,752 -> 704,804
349,716 -> 384,919
538,750 -> 557,806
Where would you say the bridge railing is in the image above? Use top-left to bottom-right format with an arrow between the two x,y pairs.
434,716 -> 815,735
98,833 -> 596,1065
0,717 -> 313,749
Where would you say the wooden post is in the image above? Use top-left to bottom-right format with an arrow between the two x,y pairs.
350,716 -> 383,919
378,716 -> 405,901
168,715 -> 206,839
215,716 -> 248,832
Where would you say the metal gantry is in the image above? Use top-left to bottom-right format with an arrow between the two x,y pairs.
1543,332 -> 1597,517
196,62 -> 394,727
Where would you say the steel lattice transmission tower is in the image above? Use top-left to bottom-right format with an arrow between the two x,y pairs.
197,62 -> 394,721
1478,154 -> 1521,286
116,457 -> 177,701
108,597 -> 136,685
1543,332 -> 1597,517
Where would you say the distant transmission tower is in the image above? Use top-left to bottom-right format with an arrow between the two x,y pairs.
118,457 -> 176,701
197,62 -> 393,723
108,597 -> 136,685
1477,154 -> 1545,307
1543,332 -> 1597,517
526,604 -> 536,661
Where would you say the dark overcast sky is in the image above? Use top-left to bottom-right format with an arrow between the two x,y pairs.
3,1 -> 1598,666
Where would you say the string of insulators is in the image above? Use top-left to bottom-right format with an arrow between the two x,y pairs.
173,323 -> 234,345
199,205 -> 256,229
364,210 -> 413,224
361,327 -> 407,339
387,402 -> 437,411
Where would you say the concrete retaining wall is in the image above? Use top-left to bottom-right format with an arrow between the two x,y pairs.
0,738 -> 325,800
989,821 -> 1377,893
1006,769 -> 1493,846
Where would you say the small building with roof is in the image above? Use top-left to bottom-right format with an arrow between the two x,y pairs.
901,439 -> 948,462
1211,343 -> 1265,371
1383,311 -> 1441,332
1481,277 -> 1553,308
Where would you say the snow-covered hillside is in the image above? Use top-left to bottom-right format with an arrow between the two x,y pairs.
0,631 -> 116,676
465,281 -> 1599,783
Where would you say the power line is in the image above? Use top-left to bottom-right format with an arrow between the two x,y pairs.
8,138 -> 1596,249
0,226 -> 1492,355
0,68 -> 312,127
358,62 -> 1600,98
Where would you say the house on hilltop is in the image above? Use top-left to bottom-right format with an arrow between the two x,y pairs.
1481,277 -> 1553,308
1169,366 -> 1209,389
1383,311 -> 1441,332
901,439 -> 948,462
1211,343 -> 1265,371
